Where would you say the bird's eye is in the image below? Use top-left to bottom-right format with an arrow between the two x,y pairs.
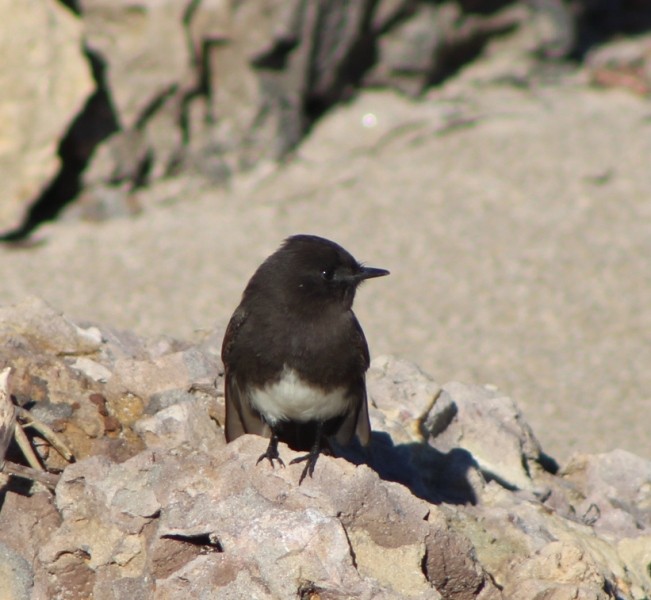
321,268 -> 335,281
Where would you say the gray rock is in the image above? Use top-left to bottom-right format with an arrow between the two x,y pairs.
78,0 -> 194,197
366,2 -> 527,95
134,397 -> 224,453
145,389 -> 196,415
80,0 -> 192,130
0,491 -> 61,599
502,539 -> 614,600
36,437 -> 498,598
75,0 -> 533,197
93,574 -> 154,600
70,357 -> 113,383
0,542 -> 33,600
561,450 -> 651,536
28,401 -> 75,427
188,0 -> 286,172
367,2 -> 442,96
0,299 -> 226,474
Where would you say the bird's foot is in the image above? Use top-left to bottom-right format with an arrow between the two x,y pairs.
256,435 -> 285,469
290,451 -> 319,485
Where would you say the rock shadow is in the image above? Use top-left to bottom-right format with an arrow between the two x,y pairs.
335,432 -> 480,506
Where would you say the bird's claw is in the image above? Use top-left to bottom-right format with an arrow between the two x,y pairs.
290,453 -> 318,484
256,432 -> 286,469
256,447 -> 285,469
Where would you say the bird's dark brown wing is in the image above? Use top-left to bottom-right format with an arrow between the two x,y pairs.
354,384 -> 371,445
333,377 -> 371,446
222,306 -> 269,442
221,305 -> 247,368
224,373 -> 269,441
333,312 -> 372,446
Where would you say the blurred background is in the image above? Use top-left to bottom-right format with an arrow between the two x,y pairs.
1,0 -> 650,462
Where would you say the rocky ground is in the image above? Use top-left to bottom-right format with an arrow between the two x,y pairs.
0,298 -> 649,599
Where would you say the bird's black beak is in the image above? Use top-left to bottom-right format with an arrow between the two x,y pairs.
356,266 -> 390,281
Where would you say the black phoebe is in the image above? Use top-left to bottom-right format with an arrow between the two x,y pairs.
221,234 -> 389,483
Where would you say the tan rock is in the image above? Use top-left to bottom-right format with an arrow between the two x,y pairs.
503,540 -> 613,600
0,0 -> 92,232
427,382 -> 545,491
0,301 -> 649,598
348,527 -> 434,597
0,297 -> 102,356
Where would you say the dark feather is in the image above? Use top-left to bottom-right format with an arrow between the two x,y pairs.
221,234 -> 387,471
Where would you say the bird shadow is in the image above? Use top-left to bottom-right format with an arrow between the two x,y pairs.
334,432 -> 479,505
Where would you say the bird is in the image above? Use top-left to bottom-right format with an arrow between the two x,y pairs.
221,234 -> 389,483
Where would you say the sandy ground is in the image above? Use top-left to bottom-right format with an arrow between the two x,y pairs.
2,73 -> 650,463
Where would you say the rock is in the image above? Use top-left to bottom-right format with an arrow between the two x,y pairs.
0,542 -> 33,600
366,1 -> 526,95
425,509 -> 501,600
0,0 -> 93,233
367,2 -> 442,96
503,539 -> 613,599
0,297 -> 222,470
0,301 -> 650,598
368,355 -> 442,444
561,450 -> 651,536
74,0 -> 536,201
155,557 -> 271,600
96,325 -> 184,365
80,0 -> 192,130
109,346 -> 220,401
425,381 -> 546,492
70,357 -> 113,383
9,0 -> 650,232
0,490 -> 61,599
39,438 -> 478,598
78,0 -> 194,194
134,397 -> 224,453
187,0 -> 285,173
458,481 -> 649,598
617,536 -> 651,600
0,297 -> 102,356
586,33 -> 651,95
348,526 -> 434,596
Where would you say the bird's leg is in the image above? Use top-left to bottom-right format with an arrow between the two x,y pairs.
290,422 -> 324,485
256,428 -> 285,469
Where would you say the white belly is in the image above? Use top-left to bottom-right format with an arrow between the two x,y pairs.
249,367 -> 351,425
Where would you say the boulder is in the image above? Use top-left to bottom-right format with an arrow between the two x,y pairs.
0,0 -> 93,233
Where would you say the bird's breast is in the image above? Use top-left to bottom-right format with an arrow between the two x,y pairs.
248,366 -> 351,425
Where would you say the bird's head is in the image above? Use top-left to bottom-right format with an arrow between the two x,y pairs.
250,234 -> 389,312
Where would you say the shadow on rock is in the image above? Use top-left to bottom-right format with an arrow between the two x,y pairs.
337,433 -> 480,506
